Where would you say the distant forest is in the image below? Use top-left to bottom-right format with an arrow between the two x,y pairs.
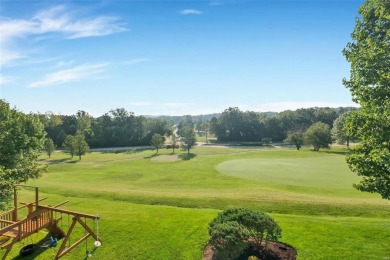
38,106 -> 357,148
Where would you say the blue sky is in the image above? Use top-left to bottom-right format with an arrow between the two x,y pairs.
0,0 -> 362,116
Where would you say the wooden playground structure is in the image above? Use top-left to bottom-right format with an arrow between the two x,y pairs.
0,185 -> 101,259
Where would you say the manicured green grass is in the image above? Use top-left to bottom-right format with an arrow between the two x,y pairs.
2,146 -> 389,259
216,156 -> 361,191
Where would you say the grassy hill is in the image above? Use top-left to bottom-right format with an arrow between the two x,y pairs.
2,146 -> 389,259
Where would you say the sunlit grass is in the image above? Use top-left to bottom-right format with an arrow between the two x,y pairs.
2,146 -> 389,259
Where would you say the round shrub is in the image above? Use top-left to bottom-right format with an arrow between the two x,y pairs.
208,208 -> 282,260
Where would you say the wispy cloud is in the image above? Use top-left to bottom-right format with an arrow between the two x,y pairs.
123,58 -> 150,65
0,74 -> 14,85
0,5 -> 126,67
33,6 -> 126,39
180,9 -> 203,15
28,63 -> 108,88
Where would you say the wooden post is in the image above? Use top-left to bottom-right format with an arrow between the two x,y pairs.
13,187 -> 17,222
55,216 -> 78,260
35,187 -> 39,209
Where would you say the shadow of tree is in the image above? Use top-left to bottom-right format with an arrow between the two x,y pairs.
99,149 -> 147,154
178,153 -> 197,161
144,153 -> 159,159
42,158 -> 77,164
320,149 -> 351,155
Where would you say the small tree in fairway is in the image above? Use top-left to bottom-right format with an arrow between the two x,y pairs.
150,133 -> 165,154
181,126 -> 196,154
284,132 -> 304,150
63,133 -> 89,160
304,122 -> 332,151
74,133 -> 89,160
63,135 -> 76,158
170,133 -> 177,154
44,138 -> 56,158
332,112 -> 352,147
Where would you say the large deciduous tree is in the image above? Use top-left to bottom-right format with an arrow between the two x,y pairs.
0,100 -> 46,209
342,0 -> 390,199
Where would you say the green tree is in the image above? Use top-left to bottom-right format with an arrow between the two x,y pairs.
304,122 -> 332,151
74,133 -> 89,160
180,126 -> 196,154
332,112 -> 352,147
170,133 -> 178,154
343,0 -> 390,199
208,208 -> 282,260
150,133 -> 165,154
76,110 -> 92,137
63,135 -> 76,158
44,138 -> 56,158
284,132 -> 304,150
203,121 -> 211,143
0,100 -> 46,209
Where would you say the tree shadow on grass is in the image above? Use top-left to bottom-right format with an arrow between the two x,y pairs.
320,149 -> 351,155
41,158 -> 77,164
178,153 -> 197,161
99,149 -> 147,154
144,153 -> 159,159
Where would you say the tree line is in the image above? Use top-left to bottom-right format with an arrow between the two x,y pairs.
207,106 -> 357,144
38,106 -> 357,151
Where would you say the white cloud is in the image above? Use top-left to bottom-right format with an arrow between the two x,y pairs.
0,5 -> 126,67
123,58 -> 150,65
129,102 -> 152,106
0,74 -> 14,85
33,5 -> 126,39
180,9 -> 203,15
0,51 -> 25,66
28,63 -> 108,88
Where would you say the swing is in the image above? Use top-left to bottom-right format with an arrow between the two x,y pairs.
84,215 -> 101,257
41,235 -> 58,248
85,217 -> 94,257
20,235 -> 37,256
93,215 -> 101,248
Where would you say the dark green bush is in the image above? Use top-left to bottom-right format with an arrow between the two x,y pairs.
208,208 -> 282,260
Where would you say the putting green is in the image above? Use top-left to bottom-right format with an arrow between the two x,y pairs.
216,155 -> 362,190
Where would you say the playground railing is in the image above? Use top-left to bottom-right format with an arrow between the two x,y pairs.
0,210 -> 16,229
